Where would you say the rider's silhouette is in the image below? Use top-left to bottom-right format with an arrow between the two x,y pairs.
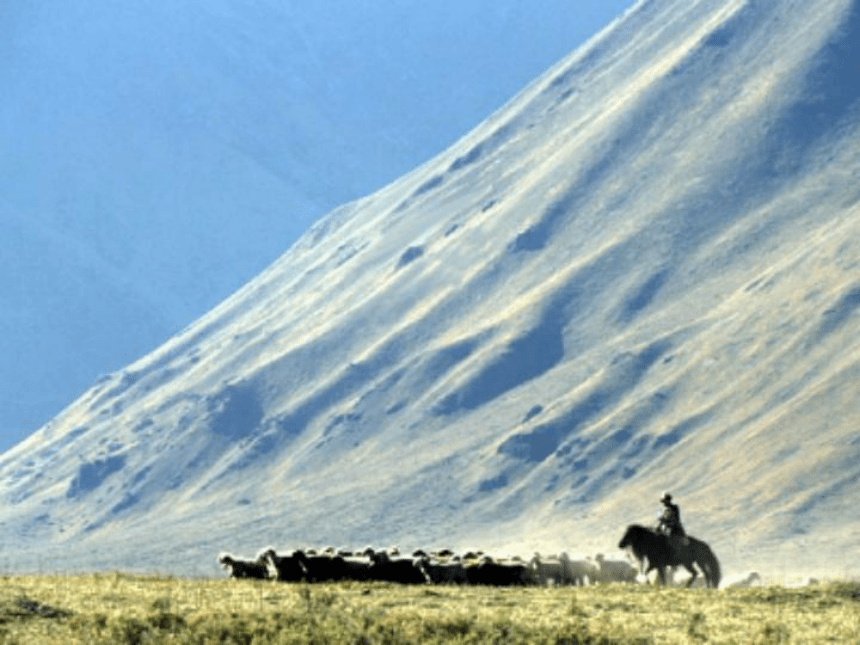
657,492 -> 686,538
657,492 -> 689,561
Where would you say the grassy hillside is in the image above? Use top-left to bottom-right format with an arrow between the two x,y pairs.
0,574 -> 857,644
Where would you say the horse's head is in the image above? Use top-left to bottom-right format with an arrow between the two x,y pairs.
619,524 -> 643,549
618,524 -> 656,553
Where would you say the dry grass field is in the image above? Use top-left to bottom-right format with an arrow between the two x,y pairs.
0,573 -> 857,644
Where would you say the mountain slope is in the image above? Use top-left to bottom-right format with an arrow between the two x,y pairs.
0,1 -> 628,452
1,0 -> 859,579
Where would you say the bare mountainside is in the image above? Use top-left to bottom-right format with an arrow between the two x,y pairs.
1,0 -> 859,579
1,0 -> 626,452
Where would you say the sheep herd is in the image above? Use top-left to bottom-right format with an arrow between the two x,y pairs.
218,546 -> 639,586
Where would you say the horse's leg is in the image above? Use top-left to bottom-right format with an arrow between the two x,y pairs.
636,553 -> 651,583
656,566 -> 667,585
682,563 -> 697,588
636,551 -> 648,576
642,562 -> 657,585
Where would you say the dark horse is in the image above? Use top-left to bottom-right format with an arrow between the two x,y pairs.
618,524 -> 721,588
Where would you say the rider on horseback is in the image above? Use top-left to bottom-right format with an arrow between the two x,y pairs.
657,492 -> 685,536
657,492 -> 689,555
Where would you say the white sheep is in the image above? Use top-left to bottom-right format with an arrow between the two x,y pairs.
723,571 -> 762,588
589,553 -> 638,584
530,553 -> 572,586
565,554 -> 600,585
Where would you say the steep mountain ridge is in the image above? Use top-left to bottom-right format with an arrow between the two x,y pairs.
2,0 -> 624,450
1,0 -> 858,579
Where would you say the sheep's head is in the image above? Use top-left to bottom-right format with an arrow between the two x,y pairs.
370,551 -> 391,564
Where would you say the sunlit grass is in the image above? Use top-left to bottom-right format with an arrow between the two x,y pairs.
0,574 -> 857,644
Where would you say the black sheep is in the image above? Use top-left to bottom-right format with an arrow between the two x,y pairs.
218,553 -> 269,580
262,549 -> 306,582
368,552 -> 426,584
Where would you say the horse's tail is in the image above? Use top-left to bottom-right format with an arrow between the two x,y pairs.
694,540 -> 721,588
709,548 -> 722,588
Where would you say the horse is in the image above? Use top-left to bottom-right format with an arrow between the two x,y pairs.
618,524 -> 721,588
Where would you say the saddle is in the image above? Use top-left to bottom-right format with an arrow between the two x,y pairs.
655,524 -> 689,558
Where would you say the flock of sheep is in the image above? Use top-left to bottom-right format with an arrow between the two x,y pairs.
218,546 -> 639,586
